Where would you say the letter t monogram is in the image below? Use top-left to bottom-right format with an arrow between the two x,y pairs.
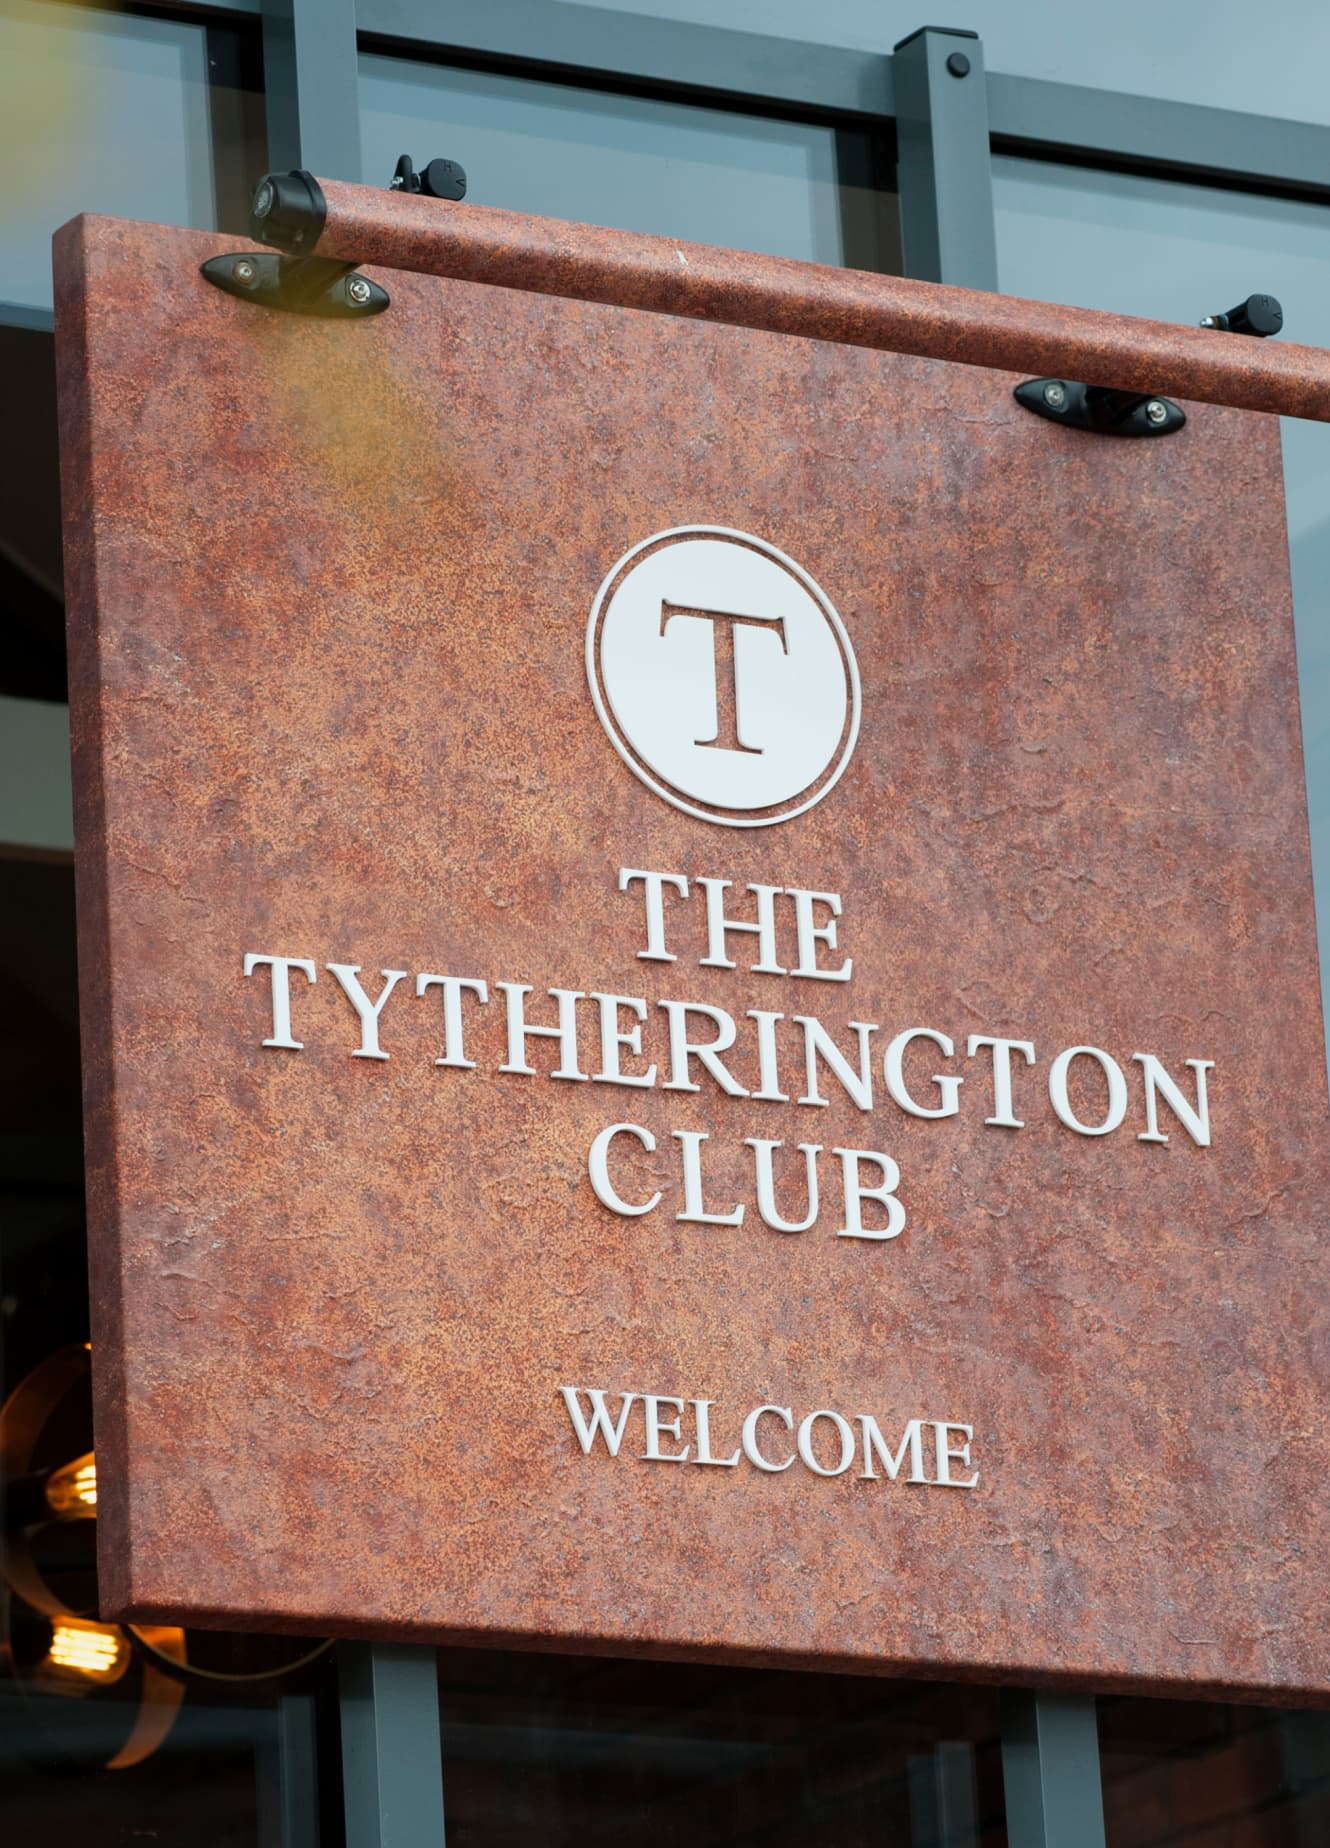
660,601 -> 788,754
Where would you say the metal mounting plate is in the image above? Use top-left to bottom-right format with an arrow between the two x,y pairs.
200,253 -> 389,319
1015,378 -> 1185,436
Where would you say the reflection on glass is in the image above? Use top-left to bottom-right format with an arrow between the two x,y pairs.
0,1330 -> 341,1847
359,56 -> 899,271
0,1655 -> 338,1848
994,158 -> 1330,1064
0,0 -> 260,314
435,1648 -> 1006,1845
1100,1697 -> 1330,1844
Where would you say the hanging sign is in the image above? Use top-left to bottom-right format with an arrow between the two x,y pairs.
57,198 -> 1330,1699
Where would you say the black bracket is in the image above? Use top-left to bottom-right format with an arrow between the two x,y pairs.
1014,379 -> 1185,437
199,156 -> 472,315
201,169 -> 389,317
1016,292 -> 1283,438
200,251 -> 389,319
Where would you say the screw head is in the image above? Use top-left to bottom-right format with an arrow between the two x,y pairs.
347,275 -> 373,305
1042,380 -> 1067,409
251,179 -> 274,221
1145,399 -> 1169,425
946,51 -> 971,76
233,258 -> 257,286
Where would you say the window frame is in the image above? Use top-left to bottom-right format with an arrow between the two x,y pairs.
10,5 -> 1330,1844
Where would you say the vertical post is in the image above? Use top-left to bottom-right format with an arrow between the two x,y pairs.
340,1641 -> 446,1848
261,0 -> 363,180
1001,1691 -> 1106,1848
257,1693 -> 320,1848
891,26 -> 998,290
910,1740 -> 980,1844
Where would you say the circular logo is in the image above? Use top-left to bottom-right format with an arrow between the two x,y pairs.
585,527 -> 860,828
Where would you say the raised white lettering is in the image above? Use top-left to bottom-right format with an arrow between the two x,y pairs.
497,984 -> 587,1081
326,963 -> 408,1061
1134,1053 -> 1214,1147
416,973 -> 488,1068
966,1035 -> 1036,1128
744,1138 -> 821,1233
673,1129 -> 744,1226
698,877 -> 785,974
858,1416 -> 926,1482
619,867 -> 689,963
588,1122 -> 662,1218
797,1409 -> 855,1477
745,1009 -> 791,1102
660,1000 -> 749,1096
741,1404 -> 795,1472
934,1421 -> 979,1489
590,992 -> 657,1089
789,888 -> 851,982
796,1016 -> 876,1111
834,1147 -> 906,1240
641,1395 -> 690,1462
243,952 -> 316,1049
693,1399 -> 741,1467
883,1027 -> 962,1119
1048,1045 -> 1128,1137
559,1387 -> 638,1456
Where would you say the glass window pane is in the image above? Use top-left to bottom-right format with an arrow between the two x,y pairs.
0,1636 -> 342,1848
433,1648 -> 1007,1844
0,0 -> 257,314
1100,1697 -> 1330,1843
993,158 -> 1330,1067
358,55 -> 898,270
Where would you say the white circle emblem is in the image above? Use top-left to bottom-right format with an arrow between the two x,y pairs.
586,527 -> 860,827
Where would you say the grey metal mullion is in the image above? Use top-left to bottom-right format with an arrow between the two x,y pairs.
892,27 -> 998,290
260,0 -> 363,179
340,1641 -> 447,1848
1001,1691 -> 1107,1848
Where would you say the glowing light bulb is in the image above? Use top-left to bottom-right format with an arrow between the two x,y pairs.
42,1617 -> 130,1686
46,1450 -> 97,1519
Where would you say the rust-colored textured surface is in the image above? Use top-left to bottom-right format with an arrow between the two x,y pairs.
313,179 -> 1330,421
57,212 -> 1330,1698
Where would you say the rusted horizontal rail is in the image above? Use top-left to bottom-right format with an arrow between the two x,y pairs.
312,179 -> 1330,423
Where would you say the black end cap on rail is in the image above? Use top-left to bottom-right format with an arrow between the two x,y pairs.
248,170 -> 327,254
1201,294 -> 1283,337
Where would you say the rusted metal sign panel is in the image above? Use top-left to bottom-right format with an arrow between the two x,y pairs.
57,205 -> 1330,1700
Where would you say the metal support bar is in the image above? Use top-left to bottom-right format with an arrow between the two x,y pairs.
1001,1692 -> 1106,1848
891,27 -> 998,290
301,180 -> 1330,421
357,0 -> 894,120
986,74 -> 1330,203
340,1642 -> 446,1848
261,0 -> 363,179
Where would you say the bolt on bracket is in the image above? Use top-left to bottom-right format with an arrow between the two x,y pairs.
1014,378 -> 1185,437
199,253 -> 389,319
